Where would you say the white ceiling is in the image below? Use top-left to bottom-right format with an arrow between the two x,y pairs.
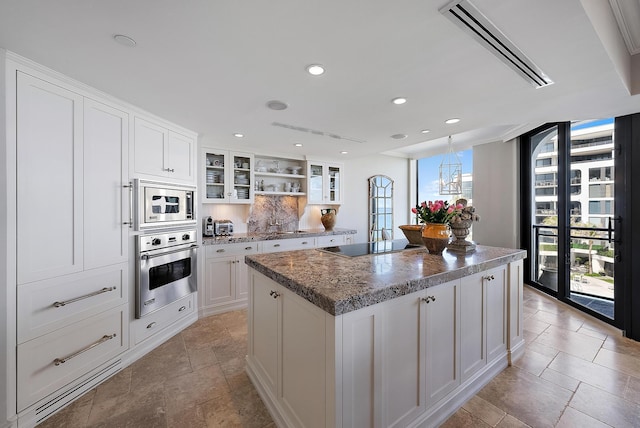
1,0 -> 639,159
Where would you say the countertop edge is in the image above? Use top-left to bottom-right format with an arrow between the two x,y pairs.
246,246 -> 527,316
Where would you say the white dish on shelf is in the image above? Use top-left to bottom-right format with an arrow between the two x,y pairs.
288,166 -> 303,174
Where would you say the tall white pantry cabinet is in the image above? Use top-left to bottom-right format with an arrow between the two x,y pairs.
1,51 -> 198,428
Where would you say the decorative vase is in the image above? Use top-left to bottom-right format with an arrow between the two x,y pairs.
320,208 -> 337,231
421,223 -> 450,255
447,219 -> 477,253
399,225 -> 424,245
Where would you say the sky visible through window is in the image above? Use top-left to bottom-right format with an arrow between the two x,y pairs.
417,149 -> 473,204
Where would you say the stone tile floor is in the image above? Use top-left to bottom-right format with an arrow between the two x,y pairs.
38,285 -> 640,427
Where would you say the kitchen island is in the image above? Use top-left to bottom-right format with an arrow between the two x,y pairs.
245,244 -> 526,428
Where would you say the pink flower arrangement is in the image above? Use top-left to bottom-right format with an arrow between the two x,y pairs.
412,200 -> 463,224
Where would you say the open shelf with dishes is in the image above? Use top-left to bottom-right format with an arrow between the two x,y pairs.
254,156 -> 306,196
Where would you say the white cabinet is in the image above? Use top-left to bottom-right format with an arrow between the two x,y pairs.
200,242 -> 259,316
248,272 -> 329,428
254,156 -> 306,196
260,237 -> 315,253
202,148 -> 254,203
16,72 -> 84,284
307,161 -> 343,205
131,294 -> 195,345
422,281 -> 461,408
133,116 -> 195,183
247,260 -> 520,428
460,266 -> 507,382
14,69 -> 131,413
84,98 -> 130,269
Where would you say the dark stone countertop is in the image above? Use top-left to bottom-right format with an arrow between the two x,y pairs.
202,228 -> 356,245
245,245 -> 527,316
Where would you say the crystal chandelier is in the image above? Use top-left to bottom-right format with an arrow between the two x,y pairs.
439,135 -> 462,195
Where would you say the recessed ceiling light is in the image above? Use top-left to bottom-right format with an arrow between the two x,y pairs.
391,134 -> 408,139
421,129 -> 431,134
306,64 -> 325,76
340,151 -> 348,154
392,97 -> 407,105
294,143 -> 303,147
113,34 -> 136,47
233,133 -> 244,138
445,118 -> 461,124
266,100 -> 288,110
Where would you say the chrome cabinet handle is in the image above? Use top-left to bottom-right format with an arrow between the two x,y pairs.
483,275 -> 495,281
269,290 -> 280,299
421,296 -> 436,303
273,244 -> 281,247
54,334 -> 116,366
216,248 -> 226,253
53,287 -> 116,308
178,306 -> 186,312
245,246 -> 253,250
146,322 -> 157,329
165,167 -> 175,172
122,182 -> 133,228
302,241 -> 309,245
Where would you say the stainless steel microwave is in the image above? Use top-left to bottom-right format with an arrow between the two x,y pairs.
135,179 -> 196,230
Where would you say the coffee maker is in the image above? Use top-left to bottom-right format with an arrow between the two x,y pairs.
203,216 -> 215,237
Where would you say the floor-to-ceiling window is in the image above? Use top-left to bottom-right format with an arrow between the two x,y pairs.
521,119 -> 623,328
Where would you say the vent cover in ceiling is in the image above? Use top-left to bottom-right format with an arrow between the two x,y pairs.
440,0 -> 553,88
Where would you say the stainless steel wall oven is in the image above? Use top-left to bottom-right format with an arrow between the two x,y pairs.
136,229 -> 198,318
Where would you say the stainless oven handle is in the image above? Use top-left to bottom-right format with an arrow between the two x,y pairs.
141,244 -> 199,260
123,182 -> 133,228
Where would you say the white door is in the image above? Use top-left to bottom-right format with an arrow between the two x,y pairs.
250,274 -> 280,393
486,266 -> 507,363
203,256 -> 235,306
423,280 -> 460,408
383,293 -> 425,427
167,131 -> 194,182
16,72 -> 84,284
460,272 -> 486,382
83,98 -> 129,268
133,117 -> 167,178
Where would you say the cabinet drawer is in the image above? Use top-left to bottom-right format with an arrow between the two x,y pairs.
316,235 -> 346,247
206,242 -> 259,258
261,237 -> 315,253
17,264 -> 128,344
17,305 -> 128,411
132,293 -> 195,345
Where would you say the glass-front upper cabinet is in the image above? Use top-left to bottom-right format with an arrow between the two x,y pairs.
307,162 -> 343,205
202,148 -> 254,204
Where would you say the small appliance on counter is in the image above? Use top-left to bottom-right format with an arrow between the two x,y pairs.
203,216 -> 215,237
213,219 -> 234,236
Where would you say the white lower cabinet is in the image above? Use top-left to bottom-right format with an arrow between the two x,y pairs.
247,261 -> 520,428
248,272 -> 329,428
132,294 -> 195,345
460,266 -> 507,382
200,242 -> 260,316
17,305 -> 128,411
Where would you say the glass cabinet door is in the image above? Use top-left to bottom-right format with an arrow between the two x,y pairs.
308,163 -> 324,203
328,165 -> 341,203
204,150 -> 227,201
230,153 -> 253,202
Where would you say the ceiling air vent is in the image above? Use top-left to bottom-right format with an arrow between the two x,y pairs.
440,0 -> 553,88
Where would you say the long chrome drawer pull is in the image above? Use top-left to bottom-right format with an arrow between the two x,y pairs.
53,287 -> 116,308
53,334 -> 117,366
123,182 -> 133,228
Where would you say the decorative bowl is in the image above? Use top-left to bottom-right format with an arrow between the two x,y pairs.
399,225 -> 424,245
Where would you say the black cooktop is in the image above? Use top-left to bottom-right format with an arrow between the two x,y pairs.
318,239 -> 420,257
